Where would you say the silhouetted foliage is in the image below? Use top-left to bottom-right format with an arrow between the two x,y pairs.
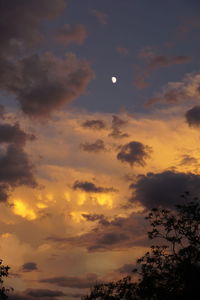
0,260 -> 10,300
83,192 -> 200,299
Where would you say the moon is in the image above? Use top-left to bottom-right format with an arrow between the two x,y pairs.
112,76 -> 117,83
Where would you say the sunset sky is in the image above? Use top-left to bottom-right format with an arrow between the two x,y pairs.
1,1 -> 200,299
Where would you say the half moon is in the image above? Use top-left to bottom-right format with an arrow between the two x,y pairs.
112,76 -> 117,83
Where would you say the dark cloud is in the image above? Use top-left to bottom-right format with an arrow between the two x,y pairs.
109,129 -> 129,139
8,294 -> 33,300
0,0 -> 65,57
145,73 -> 200,106
82,119 -> 106,130
0,53 -> 94,118
0,123 -> 35,145
72,181 -> 117,193
0,122 -> 36,202
117,263 -> 137,274
47,213 -> 147,252
80,139 -> 106,153
21,262 -> 38,272
0,105 -> 5,119
97,232 -> 129,246
0,144 -> 36,187
40,273 -> 98,289
91,9 -> 108,25
179,155 -> 198,166
185,106 -> 200,127
82,213 -> 110,226
9,290 -> 63,300
109,115 -> 129,139
56,24 -> 87,45
130,171 -> 200,209
116,47 -> 129,56
82,213 -> 105,222
26,289 -> 65,297
0,1 -> 94,118
117,141 -> 151,167
112,115 -> 127,128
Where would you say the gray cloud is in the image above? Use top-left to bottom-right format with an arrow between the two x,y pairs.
130,171 -> 200,209
0,1 -> 94,118
185,106 -> 200,127
21,262 -> 38,272
82,119 -> 106,130
0,123 -> 35,145
73,181 -> 117,193
0,52 -> 94,118
117,141 -> 151,167
56,24 -> 87,45
40,273 -> 98,289
80,139 -> 106,153
0,122 -> 37,202
146,73 -> 200,106
0,0 -> 65,58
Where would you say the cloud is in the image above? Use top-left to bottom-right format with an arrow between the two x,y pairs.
0,0 -> 65,57
148,55 -> 192,70
117,141 -> 151,167
116,47 -> 129,56
81,213 -> 105,222
179,155 -> 198,166
82,119 -> 106,130
9,289 -> 64,300
146,73 -> 200,106
56,24 -> 87,45
0,122 -> 36,201
0,105 -> 5,119
21,262 -> 38,272
130,171 -> 200,209
0,123 -> 35,145
72,181 -> 117,193
40,273 -> 98,289
185,106 -> 200,127
80,139 -> 107,152
109,115 -> 129,139
134,55 -> 192,89
47,213 -> 147,252
26,289 -> 65,297
91,9 -> 108,25
0,52 -> 94,118
0,1 -> 95,118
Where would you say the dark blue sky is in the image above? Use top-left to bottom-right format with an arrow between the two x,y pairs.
52,0 -> 200,113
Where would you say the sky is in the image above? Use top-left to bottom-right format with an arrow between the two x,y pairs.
0,0 -> 200,299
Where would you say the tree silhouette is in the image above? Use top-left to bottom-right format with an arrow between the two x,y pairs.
83,192 -> 200,299
0,260 -> 10,300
